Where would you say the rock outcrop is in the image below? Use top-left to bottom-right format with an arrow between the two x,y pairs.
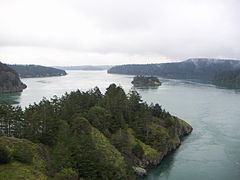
111,118 -> 192,178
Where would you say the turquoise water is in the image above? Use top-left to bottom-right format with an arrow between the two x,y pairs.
1,70 -> 240,180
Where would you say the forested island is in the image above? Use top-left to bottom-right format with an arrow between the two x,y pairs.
0,84 -> 192,180
8,64 -> 67,78
212,69 -> 240,88
0,62 -> 27,93
132,76 -> 161,86
108,58 -> 240,81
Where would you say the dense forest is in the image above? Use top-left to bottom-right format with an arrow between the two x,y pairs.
0,84 -> 192,180
132,76 -> 161,86
8,64 -> 67,78
0,62 -> 27,93
108,58 -> 240,81
212,69 -> 240,88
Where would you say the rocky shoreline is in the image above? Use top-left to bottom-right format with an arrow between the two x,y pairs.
0,83 -> 27,93
0,62 -> 27,94
134,118 -> 193,178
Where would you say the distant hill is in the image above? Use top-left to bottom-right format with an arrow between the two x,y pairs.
0,62 -> 27,93
108,58 -> 240,81
54,65 -> 112,71
8,64 -> 67,78
212,69 -> 240,88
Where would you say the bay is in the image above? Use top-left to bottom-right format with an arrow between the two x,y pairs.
1,70 -> 240,180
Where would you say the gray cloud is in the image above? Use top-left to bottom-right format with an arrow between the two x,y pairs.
0,0 -> 239,65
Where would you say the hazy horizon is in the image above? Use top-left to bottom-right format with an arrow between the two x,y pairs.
3,57 -> 240,67
0,0 -> 239,66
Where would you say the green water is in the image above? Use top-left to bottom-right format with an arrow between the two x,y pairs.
1,70 -> 240,180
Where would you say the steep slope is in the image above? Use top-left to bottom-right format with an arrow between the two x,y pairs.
8,64 -> 67,78
212,69 -> 240,88
0,62 -> 27,93
0,136 -> 49,180
108,58 -> 240,80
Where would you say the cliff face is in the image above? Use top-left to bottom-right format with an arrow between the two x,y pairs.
129,117 -> 193,177
0,62 -> 27,93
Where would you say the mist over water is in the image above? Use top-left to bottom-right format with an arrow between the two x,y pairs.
1,70 -> 240,180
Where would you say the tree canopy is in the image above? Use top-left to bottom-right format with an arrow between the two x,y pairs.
0,84 -> 192,180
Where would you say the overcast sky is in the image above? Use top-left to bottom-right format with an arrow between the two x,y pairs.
0,0 -> 239,66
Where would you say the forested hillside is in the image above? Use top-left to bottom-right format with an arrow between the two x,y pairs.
108,58 -> 240,80
8,64 -> 67,78
0,62 -> 27,93
212,69 -> 240,88
0,84 -> 192,180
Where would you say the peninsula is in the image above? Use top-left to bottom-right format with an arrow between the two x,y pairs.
0,84 -> 192,180
8,64 -> 67,78
0,62 -> 27,93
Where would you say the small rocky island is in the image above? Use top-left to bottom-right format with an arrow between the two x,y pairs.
132,76 -> 162,86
